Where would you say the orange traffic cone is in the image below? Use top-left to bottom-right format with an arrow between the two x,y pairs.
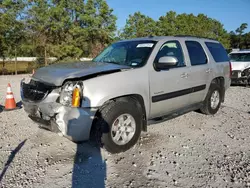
3,83 -> 20,111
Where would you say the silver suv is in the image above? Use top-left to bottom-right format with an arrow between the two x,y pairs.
21,36 -> 231,153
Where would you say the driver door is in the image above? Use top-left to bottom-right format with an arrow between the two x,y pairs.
149,40 -> 192,118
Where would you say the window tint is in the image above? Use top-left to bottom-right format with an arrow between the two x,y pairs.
154,41 -> 185,67
185,41 -> 207,66
205,42 -> 229,62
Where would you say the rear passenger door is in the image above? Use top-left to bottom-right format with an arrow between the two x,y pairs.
185,41 -> 213,104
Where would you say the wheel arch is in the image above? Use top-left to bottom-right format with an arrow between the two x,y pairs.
92,94 -> 148,132
211,77 -> 225,102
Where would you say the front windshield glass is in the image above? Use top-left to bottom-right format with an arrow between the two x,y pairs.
92,40 -> 157,67
229,53 -> 250,62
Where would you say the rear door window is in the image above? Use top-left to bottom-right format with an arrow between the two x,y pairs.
185,41 -> 207,66
205,42 -> 229,62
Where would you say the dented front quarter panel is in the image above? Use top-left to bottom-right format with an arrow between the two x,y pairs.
81,67 -> 150,117
22,88 -> 97,142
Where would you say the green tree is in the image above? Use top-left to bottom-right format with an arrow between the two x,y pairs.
48,0 -> 83,60
83,0 -> 117,57
121,12 -> 156,39
26,0 -> 54,65
156,12 -> 230,48
157,11 -> 178,36
0,0 -> 26,74
236,23 -> 248,36
242,32 -> 250,49
121,11 -> 230,48
26,0 -> 117,61
235,23 -> 248,48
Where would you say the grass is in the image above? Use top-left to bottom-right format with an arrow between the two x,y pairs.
0,61 -> 39,74
0,59 -> 92,75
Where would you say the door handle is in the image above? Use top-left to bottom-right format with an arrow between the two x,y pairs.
180,72 -> 188,78
206,68 -> 212,73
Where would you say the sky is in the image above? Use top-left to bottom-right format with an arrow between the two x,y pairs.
106,0 -> 250,33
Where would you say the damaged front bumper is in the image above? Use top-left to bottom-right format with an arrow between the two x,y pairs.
231,70 -> 250,85
20,77 -> 97,142
22,101 -> 97,142
231,77 -> 250,85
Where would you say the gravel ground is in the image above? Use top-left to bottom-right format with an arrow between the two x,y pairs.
0,74 -> 249,188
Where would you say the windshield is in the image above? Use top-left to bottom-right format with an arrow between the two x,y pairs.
92,40 -> 157,67
229,53 -> 250,62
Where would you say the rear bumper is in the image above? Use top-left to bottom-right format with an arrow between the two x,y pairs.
22,100 -> 97,142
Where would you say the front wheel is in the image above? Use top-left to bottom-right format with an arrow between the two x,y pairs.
94,99 -> 143,154
200,83 -> 222,115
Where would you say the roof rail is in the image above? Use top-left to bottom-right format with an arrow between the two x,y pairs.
174,35 -> 217,41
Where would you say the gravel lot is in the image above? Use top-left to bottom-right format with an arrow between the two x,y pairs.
0,74 -> 249,188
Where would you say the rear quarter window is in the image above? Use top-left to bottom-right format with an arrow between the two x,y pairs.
205,42 -> 229,62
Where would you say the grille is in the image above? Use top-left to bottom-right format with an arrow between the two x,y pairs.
21,80 -> 54,102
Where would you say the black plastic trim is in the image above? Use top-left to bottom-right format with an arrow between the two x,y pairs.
152,84 -> 206,103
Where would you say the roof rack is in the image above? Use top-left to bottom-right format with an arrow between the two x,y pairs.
174,35 -> 217,41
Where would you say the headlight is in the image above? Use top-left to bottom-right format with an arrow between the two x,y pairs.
60,81 -> 83,107
242,68 -> 250,77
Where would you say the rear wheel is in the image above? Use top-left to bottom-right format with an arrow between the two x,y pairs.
94,99 -> 143,153
200,83 -> 222,115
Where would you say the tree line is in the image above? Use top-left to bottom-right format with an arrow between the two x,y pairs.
0,0 -> 249,65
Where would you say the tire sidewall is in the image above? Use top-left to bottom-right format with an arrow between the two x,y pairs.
206,84 -> 222,114
101,100 -> 142,153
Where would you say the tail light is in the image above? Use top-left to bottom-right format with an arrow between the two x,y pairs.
229,61 -> 232,78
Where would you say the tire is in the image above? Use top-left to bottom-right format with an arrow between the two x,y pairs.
247,78 -> 250,87
200,83 -> 222,115
93,98 -> 143,154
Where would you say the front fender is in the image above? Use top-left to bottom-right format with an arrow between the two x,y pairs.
81,68 -> 150,117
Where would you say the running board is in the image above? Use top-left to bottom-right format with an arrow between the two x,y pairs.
148,103 -> 203,125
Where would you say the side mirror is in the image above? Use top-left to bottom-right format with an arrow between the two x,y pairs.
155,56 -> 178,70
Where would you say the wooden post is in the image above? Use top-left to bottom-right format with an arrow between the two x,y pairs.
15,46 -> 17,75
44,45 -> 47,66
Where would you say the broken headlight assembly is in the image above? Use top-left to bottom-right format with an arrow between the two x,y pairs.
241,68 -> 250,77
59,81 -> 83,107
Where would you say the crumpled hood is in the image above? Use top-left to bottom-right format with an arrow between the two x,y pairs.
32,61 -> 131,86
231,61 -> 250,71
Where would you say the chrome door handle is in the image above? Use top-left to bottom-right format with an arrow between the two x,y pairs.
206,68 -> 212,73
180,73 -> 188,78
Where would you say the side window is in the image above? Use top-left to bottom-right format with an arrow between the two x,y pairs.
185,41 -> 207,66
205,42 -> 229,62
154,41 -> 185,67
